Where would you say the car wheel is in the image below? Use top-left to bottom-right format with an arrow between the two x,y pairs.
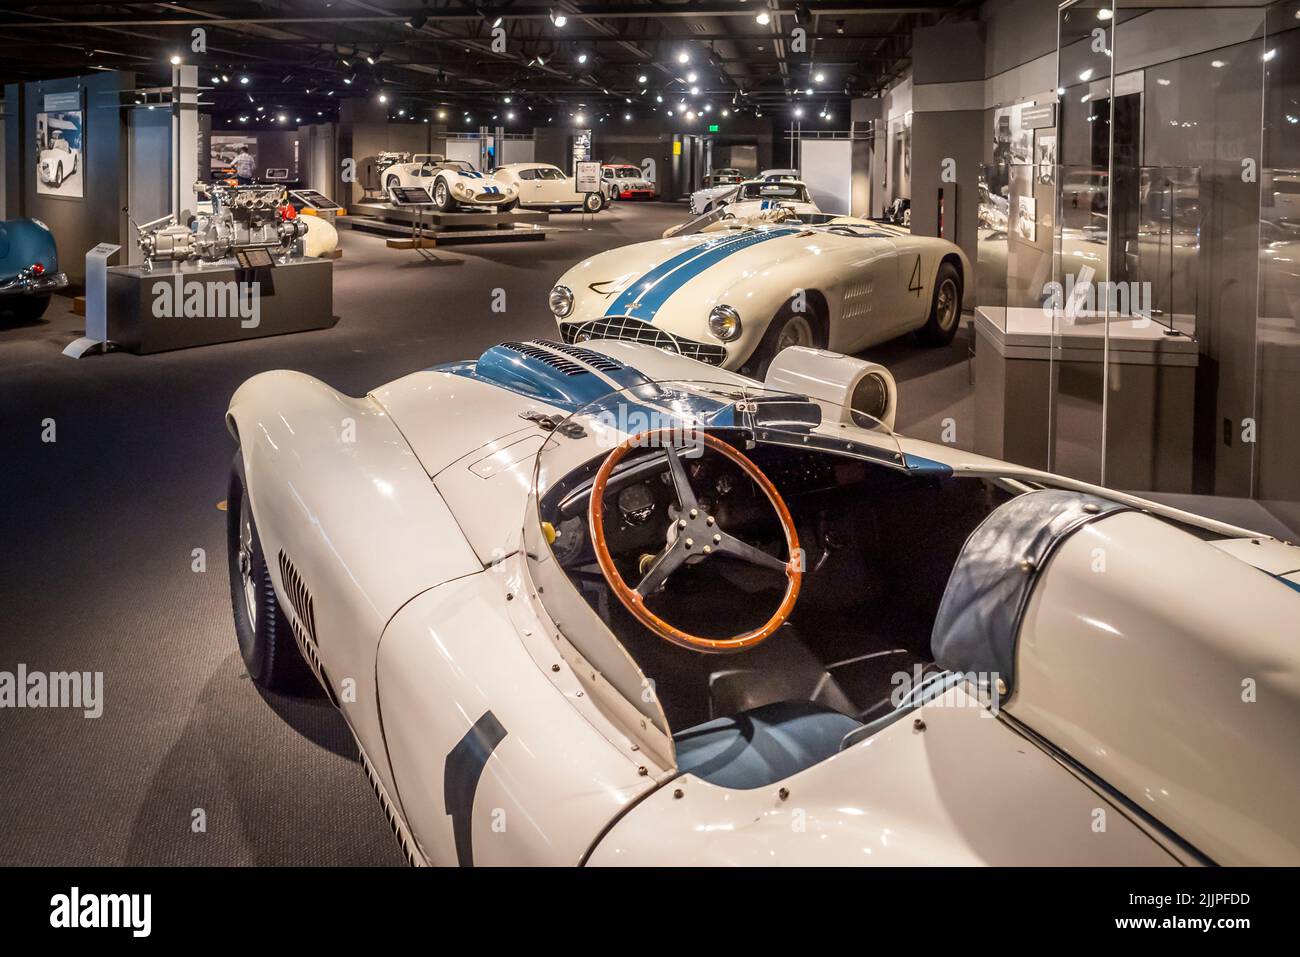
584,192 -> 605,213
55,162 -> 64,187
434,178 -> 455,212
227,454 -> 316,693
745,304 -> 821,380
385,175 -> 400,192
3,294 -> 51,323
916,262 -> 962,347
499,198 -> 519,212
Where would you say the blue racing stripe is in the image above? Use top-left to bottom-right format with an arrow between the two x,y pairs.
603,232 -> 755,318
626,227 -> 800,322
605,227 -> 799,322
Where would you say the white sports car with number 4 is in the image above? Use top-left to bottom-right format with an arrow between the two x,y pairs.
225,336 -> 1300,866
549,210 -> 970,375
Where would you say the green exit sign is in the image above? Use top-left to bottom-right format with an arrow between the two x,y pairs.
708,123 -> 719,132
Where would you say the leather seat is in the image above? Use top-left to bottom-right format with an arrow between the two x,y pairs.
672,700 -> 863,790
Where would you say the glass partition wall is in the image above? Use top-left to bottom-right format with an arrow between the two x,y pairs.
1031,0 -> 1295,537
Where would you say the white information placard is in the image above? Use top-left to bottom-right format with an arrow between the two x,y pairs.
575,161 -> 601,194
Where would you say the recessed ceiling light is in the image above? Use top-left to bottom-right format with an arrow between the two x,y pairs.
756,12 -> 771,26
637,74 -> 648,84
677,51 -> 690,64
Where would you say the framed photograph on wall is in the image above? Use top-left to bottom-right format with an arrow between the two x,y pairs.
1035,133 -> 1057,185
1016,194 -> 1038,242
35,109 -> 84,199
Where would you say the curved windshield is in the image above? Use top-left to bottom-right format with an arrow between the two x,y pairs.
739,182 -> 809,202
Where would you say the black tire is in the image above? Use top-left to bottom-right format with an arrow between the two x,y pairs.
584,191 -> 605,213
385,175 -> 400,192
499,198 -> 519,212
916,261 -> 962,347
55,162 -> 64,187
433,177 -> 455,212
743,299 -> 825,380
3,294 -> 51,323
227,454 -> 316,693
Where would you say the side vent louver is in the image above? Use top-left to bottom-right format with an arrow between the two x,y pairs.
277,550 -> 317,646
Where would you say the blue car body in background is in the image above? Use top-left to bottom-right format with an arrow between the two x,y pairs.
0,217 -> 68,321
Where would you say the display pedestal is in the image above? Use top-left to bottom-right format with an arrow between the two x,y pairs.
345,202 -> 551,245
105,257 -> 333,354
974,306 -> 1199,491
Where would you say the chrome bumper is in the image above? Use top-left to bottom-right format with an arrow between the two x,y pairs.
0,271 -> 69,296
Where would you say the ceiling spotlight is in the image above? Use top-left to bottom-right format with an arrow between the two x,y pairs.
550,10 -> 568,28
666,109 -> 674,116
624,113 -> 631,120
686,111 -> 696,121
343,76 -> 354,85
1097,8 -> 1113,19
256,105 -> 265,112
406,2 -> 428,30
577,52 -> 588,64
637,74 -> 648,84
794,107 -> 803,118
221,74 -> 229,83
690,86 -> 700,95
722,108 -> 729,117
492,17 -> 503,28
239,115 -> 249,123
437,110 -> 447,119
805,88 -> 814,95
655,94 -> 663,103
677,51 -> 690,64
211,76 -> 220,84
687,71 -> 698,83
835,20 -> 845,35
575,113 -> 585,124
378,93 -> 388,103
507,111 -> 516,120
169,54 -> 181,65
503,96 -> 512,103
756,12 -> 771,26
398,108 -> 405,116
814,72 -> 825,83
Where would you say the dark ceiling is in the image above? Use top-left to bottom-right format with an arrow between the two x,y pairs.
0,1 -> 976,127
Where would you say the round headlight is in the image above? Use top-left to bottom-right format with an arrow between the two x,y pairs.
851,373 -> 890,422
708,304 -> 742,341
549,285 -> 574,318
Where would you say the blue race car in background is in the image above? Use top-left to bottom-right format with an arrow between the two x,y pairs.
1,217 -> 68,321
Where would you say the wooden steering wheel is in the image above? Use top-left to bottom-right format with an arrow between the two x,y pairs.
588,429 -> 802,653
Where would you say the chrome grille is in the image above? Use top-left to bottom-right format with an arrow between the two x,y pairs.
561,316 -> 727,366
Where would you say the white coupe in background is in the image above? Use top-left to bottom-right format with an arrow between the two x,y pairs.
384,156 -> 518,211
38,137 -> 79,187
225,337 -> 1300,866
549,210 -> 969,375
490,163 -> 608,213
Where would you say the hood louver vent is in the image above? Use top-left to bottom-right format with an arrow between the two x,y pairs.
531,339 -> 626,373
499,341 -> 589,376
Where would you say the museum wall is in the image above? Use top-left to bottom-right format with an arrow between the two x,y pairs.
4,71 -> 134,286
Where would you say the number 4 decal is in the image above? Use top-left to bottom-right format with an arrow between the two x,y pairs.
908,255 -> 924,296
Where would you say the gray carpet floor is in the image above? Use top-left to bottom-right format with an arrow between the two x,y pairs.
0,202 -> 977,865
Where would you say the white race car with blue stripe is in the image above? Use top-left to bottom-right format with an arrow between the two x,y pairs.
383,156 -> 518,211
550,211 -> 972,375
712,178 -> 821,220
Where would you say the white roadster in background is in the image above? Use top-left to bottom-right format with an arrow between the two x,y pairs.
712,178 -> 821,219
690,168 -> 799,214
38,137 -> 79,187
549,210 -> 969,375
226,337 -> 1300,866
489,163 -> 607,213
384,156 -> 518,211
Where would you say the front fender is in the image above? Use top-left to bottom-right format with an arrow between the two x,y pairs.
226,370 -> 482,803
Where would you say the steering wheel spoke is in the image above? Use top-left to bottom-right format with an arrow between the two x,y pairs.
715,531 -> 790,574
661,441 -> 700,512
635,538 -> 689,597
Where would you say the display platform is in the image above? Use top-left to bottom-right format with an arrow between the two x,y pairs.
345,202 -> 551,245
105,258 -> 334,354
974,306 -> 1199,491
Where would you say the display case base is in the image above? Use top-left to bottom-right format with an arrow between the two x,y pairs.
105,258 -> 334,354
